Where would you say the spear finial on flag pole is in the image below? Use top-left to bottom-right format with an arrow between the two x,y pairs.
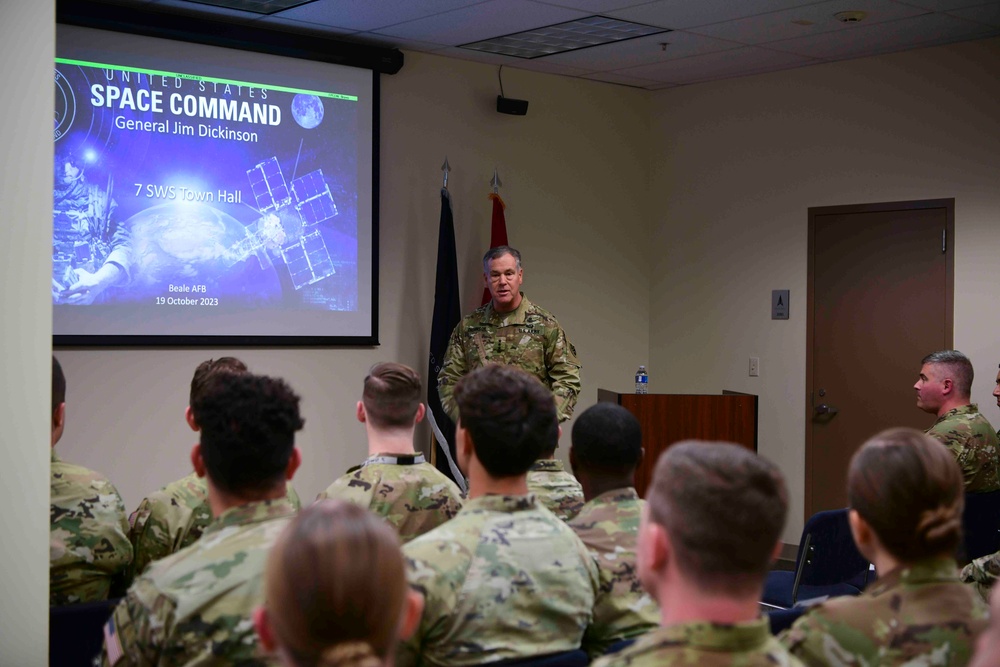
442,157 -> 451,190
490,167 -> 502,194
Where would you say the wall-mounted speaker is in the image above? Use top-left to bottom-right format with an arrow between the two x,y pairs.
496,95 -> 529,116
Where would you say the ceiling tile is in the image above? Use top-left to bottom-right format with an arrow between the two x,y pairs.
766,11 -> 999,59
260,15 -> 360,34
616,45 -> 815,84
690,0 -> 929,45
606,0 -> 830,30
270,0 -> 483,32
370,0 -> 590,44
536,0 -> 661,12
892,0 -> 1000,10
542,30 -> 742,70
946,3 -> 1000,26
580,70 -> 668,87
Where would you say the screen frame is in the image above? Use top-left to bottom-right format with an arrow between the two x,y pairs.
53,0 -> 401,347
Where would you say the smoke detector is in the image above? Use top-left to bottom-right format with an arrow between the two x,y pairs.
834,11 -> 868,23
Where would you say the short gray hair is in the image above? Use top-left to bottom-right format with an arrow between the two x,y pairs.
921,350 -> 974,398
482,245 -> 521,273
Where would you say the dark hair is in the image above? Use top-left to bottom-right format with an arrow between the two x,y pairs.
190,357 -> 248,406
849,427 -> 964,562
454,365 -> 556,478
571,403 -> 642,474
647,441 -> 788,596
921,350 -> 974,398
482,245 -> 521,273
194,373 -> 304,497
52,355 -> 66,415
362,362 -> 421,430
265,501 -> 406,667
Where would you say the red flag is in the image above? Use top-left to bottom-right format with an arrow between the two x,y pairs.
481,192 -> 509,305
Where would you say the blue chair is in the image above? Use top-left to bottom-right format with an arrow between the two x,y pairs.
761,509 -> 869,609
961,490 -> 1000,564
493,650 -> 590,666
765,606 -> 808,635
49,597 -> 120,667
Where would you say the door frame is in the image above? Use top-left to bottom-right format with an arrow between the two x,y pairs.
804,198 -> 955,522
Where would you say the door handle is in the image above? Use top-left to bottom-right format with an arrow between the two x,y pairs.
814,403 -> 839,416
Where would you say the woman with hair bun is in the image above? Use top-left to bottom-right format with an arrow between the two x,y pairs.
781,427 -> 989,666
254,500 -> 423,667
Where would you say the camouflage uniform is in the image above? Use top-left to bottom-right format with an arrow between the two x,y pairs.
780,557 -> 988,666
398,494 -> 599,666
568,488 -> 659,657
527,458 -> 585,521
101,498 -> 296,667
128,472 -> 301,581
593,618 -> 801,667
438,295 -> 581,423
961,552 -> 1000,603
925,404 -> 1000,493
317,453 -> 464,543
50,451 -> 132,606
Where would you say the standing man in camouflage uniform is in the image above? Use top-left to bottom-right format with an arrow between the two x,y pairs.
914,350 -> 1000,492
101,373 -> 304,666
127,357 -> 302,581
568,403 -> 658,658
593,441 -> 796,667
438,246 -> 581,424
318,362 -> 463,542
399,365 -> 598,666
50,356 -> 133,606
527,422 -> 584,521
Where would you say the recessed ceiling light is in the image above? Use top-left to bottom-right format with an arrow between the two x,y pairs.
180,0 -> 318,15
461,15 -> 670,59
834,11 -> 868,23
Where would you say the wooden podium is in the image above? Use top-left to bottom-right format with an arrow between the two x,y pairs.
597,389 -> 758,498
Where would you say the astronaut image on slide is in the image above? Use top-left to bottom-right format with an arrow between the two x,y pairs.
52,60 -> 360,313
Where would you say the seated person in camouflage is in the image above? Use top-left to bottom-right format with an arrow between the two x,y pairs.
781,428 -> 988,666
970,586 -> 1000,667
128,357 -> 302,580
399,365 -> 599,666
100,373 -> 304,666
963,364 -> 1000,600
438,246 -> 582,425
317,362 -> 463,543
254,500 -> 424,667
594,441 -> 794,667
915,350 -> 1000,492
527,423 -> 584,521
50,355 -> 133,606
567,403 -> 658,657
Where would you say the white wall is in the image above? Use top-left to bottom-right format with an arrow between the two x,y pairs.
1,1 -> 54,662
56,51 -> 652,512
649,37 -> 1000,543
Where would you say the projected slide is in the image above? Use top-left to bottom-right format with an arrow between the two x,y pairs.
54,25 -> 376,343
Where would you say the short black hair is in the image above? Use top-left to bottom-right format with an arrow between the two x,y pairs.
190,357 -> 248,407
194,373 -> 305,497
52,355 -> 66,415
571,403 -> 642,474
454,365 -> 556,478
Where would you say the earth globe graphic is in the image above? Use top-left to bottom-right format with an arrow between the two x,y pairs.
124,202 -> 280,299
291,94 -> 325,129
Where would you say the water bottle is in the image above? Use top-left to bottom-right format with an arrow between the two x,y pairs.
635,365 -> 648,394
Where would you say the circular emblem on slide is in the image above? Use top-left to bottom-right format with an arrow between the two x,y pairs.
54,68 -> 76,142
291,93 -> 324,129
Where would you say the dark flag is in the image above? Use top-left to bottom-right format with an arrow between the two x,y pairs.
427,187 -> 466,490
480,192 -> 509,305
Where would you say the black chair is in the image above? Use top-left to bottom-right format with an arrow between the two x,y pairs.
961,490 -> 1000,565
760,509 -> 869,609
49,597 -> 120,667
493,650 -> 590,666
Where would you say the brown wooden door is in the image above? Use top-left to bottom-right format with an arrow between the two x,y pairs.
806,199 -> 953,518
